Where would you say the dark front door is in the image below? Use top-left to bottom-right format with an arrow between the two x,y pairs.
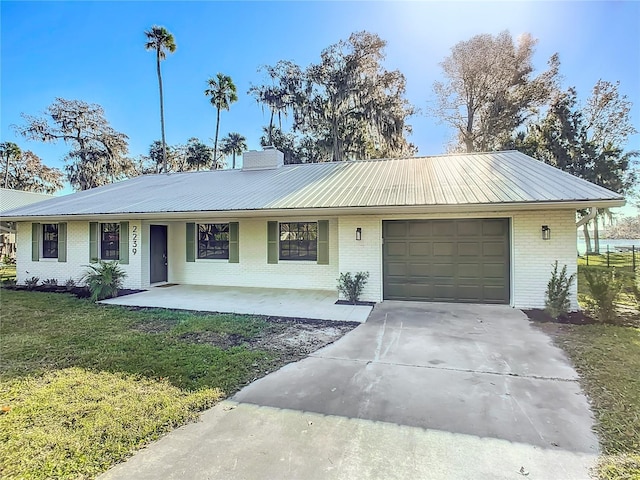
383,219 -> 510,304
150,225 -> 168,284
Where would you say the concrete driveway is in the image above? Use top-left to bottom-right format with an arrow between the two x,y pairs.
101,302 -> 598,480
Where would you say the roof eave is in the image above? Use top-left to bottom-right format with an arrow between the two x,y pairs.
3,198 -> 625,222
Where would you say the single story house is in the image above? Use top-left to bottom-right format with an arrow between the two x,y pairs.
1,148 -> 624,309
0,188 -> 55,260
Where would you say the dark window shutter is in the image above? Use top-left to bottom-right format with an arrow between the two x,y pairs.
317,220 -> 329,265
229,222 -> 239,263
57,222 -> 67,263
186,222 -> 195,262
89,222 -> 98,262
119,222 -> 129,264
31,223 -> 40,262
267,221 -> 278,264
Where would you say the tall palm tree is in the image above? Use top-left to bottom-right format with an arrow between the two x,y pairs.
145,26 -> 176,174
205,73 -> 238,170
220,132 -> 247,169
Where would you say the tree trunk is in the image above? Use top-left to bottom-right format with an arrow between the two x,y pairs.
464,102 -> 475,152
583,222 -> 592,254
332,117 -> 340,162
232,152 -> 236,169
157,48 -> 167,174
212,108 -> 220,170
4,154 -> 10,188
268,111 -> 274,146
594,216 -> 600,254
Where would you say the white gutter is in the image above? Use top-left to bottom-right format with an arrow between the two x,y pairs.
576,207 -> 597,228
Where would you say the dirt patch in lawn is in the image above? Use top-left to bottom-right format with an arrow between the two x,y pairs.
183,316 -> 357,363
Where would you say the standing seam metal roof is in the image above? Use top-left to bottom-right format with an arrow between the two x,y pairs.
0,151 -> 624,218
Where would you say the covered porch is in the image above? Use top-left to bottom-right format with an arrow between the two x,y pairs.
100,284 -> 373,322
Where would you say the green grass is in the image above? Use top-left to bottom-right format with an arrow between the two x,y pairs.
0,289 -> 282,479
0,368 -> 220,479
555,323 -> 640,479
0,264 -> 16,282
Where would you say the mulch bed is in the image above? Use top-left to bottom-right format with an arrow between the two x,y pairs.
523,308 -> 598,325
2,284 -> 145,299
335,300 -> 376,306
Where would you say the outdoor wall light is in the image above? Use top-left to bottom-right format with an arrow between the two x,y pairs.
356,227 -> 362,241
542,225 -> 551,240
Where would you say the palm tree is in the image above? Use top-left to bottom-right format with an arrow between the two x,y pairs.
204,73 -> 238,170
220,133 -> 247,169
185,137 -> 213,172
145,26 -> 176,175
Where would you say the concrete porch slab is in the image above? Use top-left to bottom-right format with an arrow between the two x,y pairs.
100,284 -> 372,322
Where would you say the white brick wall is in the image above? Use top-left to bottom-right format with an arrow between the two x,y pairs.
512,210 -> 578,310
336,210 -> 578,308
338,216 -> 382,302
16,220 -> 143,290
16,209 -> 578,309
167,218 -> 340,291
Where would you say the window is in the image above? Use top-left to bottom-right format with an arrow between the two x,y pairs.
198,223 -> 229,259
42,224 -> 58,258
101,223 -> 120,260
279,222 -> 317,261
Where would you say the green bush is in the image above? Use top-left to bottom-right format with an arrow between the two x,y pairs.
42,278 -> 58,287
337,271 -> 369,304
545,261 -> 576,319
82,261 -> 127,301
583,268 -> 623,324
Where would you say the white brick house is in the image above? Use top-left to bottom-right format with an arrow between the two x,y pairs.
3,149 -> 624,310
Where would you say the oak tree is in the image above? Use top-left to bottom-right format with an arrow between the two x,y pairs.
0,145 -> 63,193
16,98 -> 134,191
433,31 -> 559,152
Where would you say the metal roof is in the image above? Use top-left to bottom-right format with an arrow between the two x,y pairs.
1,151 -> 625,219
0,188 -> 55,213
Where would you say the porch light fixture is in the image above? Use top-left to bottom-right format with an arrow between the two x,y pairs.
542,225 -> 551,240
356,227 -> 362,241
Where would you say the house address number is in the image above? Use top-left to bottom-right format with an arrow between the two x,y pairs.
132,225 -> 138,255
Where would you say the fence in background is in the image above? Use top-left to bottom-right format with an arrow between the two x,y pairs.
580,245 -> 638,270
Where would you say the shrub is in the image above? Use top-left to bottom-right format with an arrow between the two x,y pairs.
82,261 -> 127,301
64,278 -> 76,290
544,261 -> 576,319
2,255 -> 16,265
42,278 -> 58,287
24,276 -> 40,290
337,271 -> 370,304
582,268 -> 623,324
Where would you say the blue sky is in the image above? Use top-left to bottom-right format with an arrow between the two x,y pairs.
1,1 -> 639,199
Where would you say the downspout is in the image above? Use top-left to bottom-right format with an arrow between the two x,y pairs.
576,207 -> 597,228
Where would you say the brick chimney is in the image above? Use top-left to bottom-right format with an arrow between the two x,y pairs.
242,146 -> 284,171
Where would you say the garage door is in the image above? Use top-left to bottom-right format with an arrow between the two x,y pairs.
383,219 -> 510,304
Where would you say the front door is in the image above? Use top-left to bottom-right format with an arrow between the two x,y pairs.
150,225 -> 168,283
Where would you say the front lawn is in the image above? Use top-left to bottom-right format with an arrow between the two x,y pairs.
0,289 -> 336,479
554,323 -> 640,479
0,264 -> 16,283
